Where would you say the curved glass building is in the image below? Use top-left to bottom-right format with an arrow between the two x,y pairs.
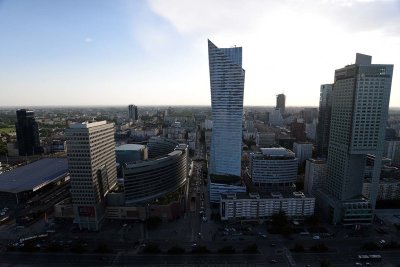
123,144 -> 188,204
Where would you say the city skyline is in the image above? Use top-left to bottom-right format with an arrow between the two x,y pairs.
0,0 -> 399,107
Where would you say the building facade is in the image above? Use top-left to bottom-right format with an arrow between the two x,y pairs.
128,104 -> 138,121
290,122 -> 306,141
123,144 -> 188,204
363,178 -> 400,200
250,148 -> 297,187
66,121 -> 117,230
147,137 -> 179,158
220,192 -> 315,221
293,142 -> 313,166
304,159 -> 327,196
319,53 -> 393,224
115,144 -> 148,165
316,84 -> 333,157
276,94 -> 286,115
15,109 -> 41,156
256,132 -> 276,148
384,140 -> 400,166
208,39 -> 244,177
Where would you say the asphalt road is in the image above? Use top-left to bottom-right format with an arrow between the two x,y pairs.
0,252 -> 286,267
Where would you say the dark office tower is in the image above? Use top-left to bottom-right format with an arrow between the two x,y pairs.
290,121 -> 306,141
128,104 -> 138,121
276,93 -> 286,114
15,109 -> 40,156
316,84 -> 333,157
318,53 -> 393,225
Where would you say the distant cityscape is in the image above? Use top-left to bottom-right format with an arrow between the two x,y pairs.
0,40 -> 399,267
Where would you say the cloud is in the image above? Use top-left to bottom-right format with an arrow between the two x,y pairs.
145,0 -> 400,107
84,37 -> 93,43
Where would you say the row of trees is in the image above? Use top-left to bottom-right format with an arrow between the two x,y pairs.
142,243 -> 258,254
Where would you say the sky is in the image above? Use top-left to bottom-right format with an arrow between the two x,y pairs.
0,0 -> 399,107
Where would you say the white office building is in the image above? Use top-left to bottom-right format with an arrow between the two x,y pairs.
220,192 -> 315,221
250,147 -> 297,187
66,121 -> 117,230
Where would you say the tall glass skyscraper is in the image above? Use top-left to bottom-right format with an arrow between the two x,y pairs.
316,84 -> 333,158
318,53 -> 393,224
208,39 -> 245,177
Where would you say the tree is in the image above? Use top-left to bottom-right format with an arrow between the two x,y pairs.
310,243 -> 329,252
191,245 -> 209,254
305,214 -> 321,228
167,246 -> 185,254
94,243 -> 113,253
290,243 -> 304,252
143,243 -> 160,254
218,246 -> 235,254
0,142 -> 7,156
243,244 -> 258,254
320,259 -> 331,267
362,242 -> 379,251
145,217 -> 162,230
271,210 -> 293,235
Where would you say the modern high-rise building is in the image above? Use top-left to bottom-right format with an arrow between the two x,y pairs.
208,39 -> 244,177
316,84 -> 333,157
305,158 -> 327,196
290,121 -> 306,141
208,39 -> 245,203
66,121 -> 117,230
15,109 -> 41,156
293,142 -> 313,166
318,53 -> 393,224
276,94 -> 286,114
128,104 -> 138,121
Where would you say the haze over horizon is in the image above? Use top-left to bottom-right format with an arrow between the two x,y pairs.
0,0 -> 399,107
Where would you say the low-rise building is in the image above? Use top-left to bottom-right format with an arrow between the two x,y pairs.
250,147 -> 297,188
220,191 -> 315,221
209,174 -> 246,203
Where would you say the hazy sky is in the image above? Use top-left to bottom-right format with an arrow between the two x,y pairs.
0,0 -> 399,107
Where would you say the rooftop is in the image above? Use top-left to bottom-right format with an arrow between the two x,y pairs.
221,191 -> 312,200
210,174 -> 242,185
256,147 -> 295,158
69,120 -> 107,129
0,158 -> 69,193
116,144 -> 146,151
